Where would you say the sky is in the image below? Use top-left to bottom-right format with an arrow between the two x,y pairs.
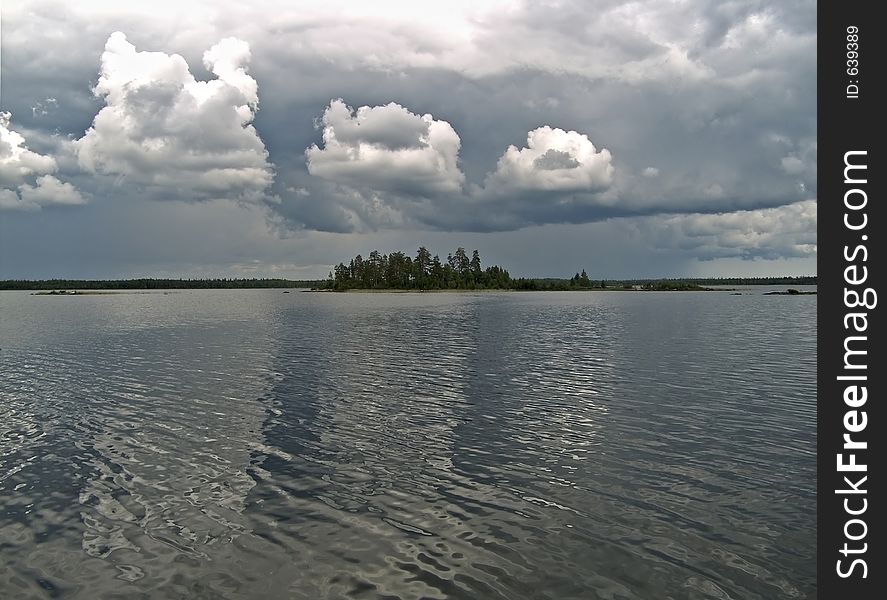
0,0 -> 816,279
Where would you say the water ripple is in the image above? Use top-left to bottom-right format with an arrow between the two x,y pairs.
0,289 -> 816,598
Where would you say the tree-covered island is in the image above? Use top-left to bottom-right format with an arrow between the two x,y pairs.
322,246 -> 734,291
325,247 -> 513,291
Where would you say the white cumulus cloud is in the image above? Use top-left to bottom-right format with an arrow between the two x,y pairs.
1,112 -> 57,186
75,32 -> 273,202
19,175 -> 86,207
1,112 -> 85,210
484,126 -> 614,194
305,99 -> 464,195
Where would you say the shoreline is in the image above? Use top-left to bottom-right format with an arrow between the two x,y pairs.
13,287 -> 820,295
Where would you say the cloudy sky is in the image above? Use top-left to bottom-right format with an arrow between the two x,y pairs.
1,0 -> 816,279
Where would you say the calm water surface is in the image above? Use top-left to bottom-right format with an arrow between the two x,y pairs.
0,289 -> 816,599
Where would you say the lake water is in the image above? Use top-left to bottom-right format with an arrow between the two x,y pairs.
0,289 -> 816,599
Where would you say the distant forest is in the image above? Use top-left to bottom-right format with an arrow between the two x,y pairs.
0,278 -> 321,290
0,252 -> 816,292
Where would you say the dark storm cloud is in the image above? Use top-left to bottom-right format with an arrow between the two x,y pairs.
247,0 -> 815,233
0,0 -> 817,277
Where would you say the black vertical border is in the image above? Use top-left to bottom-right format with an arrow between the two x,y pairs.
818,1 -> 883,597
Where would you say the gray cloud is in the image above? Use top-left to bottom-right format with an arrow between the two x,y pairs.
634,199 -> 817,260
0,0 -> 817,277
534,150 -> 581,171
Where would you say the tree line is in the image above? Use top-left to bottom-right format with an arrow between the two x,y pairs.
0,278 -> 323,290
0,269 -> 815,292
